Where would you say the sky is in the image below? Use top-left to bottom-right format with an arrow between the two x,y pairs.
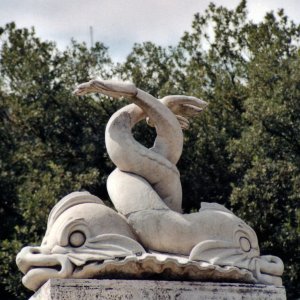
0,0 -> 299,62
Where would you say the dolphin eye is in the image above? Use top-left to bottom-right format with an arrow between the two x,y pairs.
239,237 -> 251,252
69,231 -> 86,247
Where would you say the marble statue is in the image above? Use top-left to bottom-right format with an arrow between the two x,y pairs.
16,79 -> 284,292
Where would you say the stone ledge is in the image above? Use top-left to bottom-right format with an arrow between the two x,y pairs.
30,279 -> 286,300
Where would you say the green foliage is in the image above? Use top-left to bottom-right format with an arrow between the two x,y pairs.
0,23 -> 115,298
0,1 -> 299,299
228,14 -> 300,297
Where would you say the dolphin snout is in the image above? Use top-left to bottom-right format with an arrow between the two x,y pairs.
252,255 -> 284,286
16,246 -> 49,274
16,246 -> 73,291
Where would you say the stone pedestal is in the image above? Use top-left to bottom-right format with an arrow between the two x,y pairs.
30,279 -> 286,300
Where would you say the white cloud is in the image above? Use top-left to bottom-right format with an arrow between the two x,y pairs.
0,0 -> 299,62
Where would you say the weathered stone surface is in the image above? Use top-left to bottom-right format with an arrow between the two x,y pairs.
17,80 -> 284,292
30,279 -> 287,300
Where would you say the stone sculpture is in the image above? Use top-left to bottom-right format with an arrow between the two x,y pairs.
16,79 -> 284,292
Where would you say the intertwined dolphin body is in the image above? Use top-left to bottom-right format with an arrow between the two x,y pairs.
16,80 -> 284,291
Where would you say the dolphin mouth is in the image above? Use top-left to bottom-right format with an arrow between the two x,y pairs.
22,266 -> 64,291
16,246 -> 74,291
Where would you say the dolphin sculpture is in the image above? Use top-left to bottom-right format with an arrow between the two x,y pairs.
16,79 -> 284,291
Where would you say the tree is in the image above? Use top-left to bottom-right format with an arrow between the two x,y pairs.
229,12 -> 300,297
0,1 -> 299,298
0,23 -> 116,298
119,2 -> 300,297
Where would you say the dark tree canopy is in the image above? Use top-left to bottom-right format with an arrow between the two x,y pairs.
0,1 -> 299,299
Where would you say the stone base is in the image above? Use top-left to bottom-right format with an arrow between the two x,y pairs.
30,279 -> 286,300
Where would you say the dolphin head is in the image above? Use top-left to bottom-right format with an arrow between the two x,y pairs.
16,192 -> 145,291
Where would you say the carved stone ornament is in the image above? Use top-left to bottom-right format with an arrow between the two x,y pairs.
16,79 -> 284,291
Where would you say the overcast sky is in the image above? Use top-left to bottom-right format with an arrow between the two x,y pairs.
0,0 -> 299,62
